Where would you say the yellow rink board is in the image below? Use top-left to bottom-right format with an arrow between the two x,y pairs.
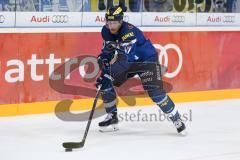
0,88 -> 240,117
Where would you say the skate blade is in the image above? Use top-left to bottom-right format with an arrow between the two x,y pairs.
178,129 -> 188,137
99,124 -> 119,133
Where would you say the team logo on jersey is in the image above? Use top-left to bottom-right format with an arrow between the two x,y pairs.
122,32 -> 134,41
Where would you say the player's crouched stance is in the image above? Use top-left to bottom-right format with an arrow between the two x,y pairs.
96,6 -> 186,135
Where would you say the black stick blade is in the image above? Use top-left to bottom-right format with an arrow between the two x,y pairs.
62,142 -> 84,149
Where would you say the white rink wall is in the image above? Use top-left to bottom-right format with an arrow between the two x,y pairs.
1,12 -> 240,27
1,26 -> 240,33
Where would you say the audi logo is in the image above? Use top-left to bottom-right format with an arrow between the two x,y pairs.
172,15 -> 185,23
154,43 -> 183,78
0,15 -> 5,23
77,43 -> 183,79
52,15 -> 69,23
223,16 -> 235,23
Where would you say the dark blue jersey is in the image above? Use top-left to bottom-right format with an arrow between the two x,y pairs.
101,21 -> 157,62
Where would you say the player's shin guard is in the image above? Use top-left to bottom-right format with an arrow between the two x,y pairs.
99,88 -> 119,132
156,95 -> 186,135
101,87 -> 117,113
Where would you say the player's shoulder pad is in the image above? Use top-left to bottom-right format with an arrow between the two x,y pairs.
120,22 -> 137,41
126,22 -> 135,30
122,21 -> 135,31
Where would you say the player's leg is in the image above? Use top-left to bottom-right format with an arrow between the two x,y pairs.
99,56 -> 133,132
138,58 -> 186,134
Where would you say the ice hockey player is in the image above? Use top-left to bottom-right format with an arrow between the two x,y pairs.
96,5 -> 186,135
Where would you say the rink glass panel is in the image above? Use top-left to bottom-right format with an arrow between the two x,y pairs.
1,0 -> 240,27
0,0 -> 239,12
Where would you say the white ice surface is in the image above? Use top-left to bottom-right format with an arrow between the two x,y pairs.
1,99 -> 240,160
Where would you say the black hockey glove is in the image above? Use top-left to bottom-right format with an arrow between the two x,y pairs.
97,52 -> 114,70
96,72 -> 114,91
102,41 -> 118,53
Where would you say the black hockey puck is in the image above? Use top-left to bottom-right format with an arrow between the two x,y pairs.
65,148 -> 73,152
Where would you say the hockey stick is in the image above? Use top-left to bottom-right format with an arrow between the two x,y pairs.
62,85 -> 101,151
